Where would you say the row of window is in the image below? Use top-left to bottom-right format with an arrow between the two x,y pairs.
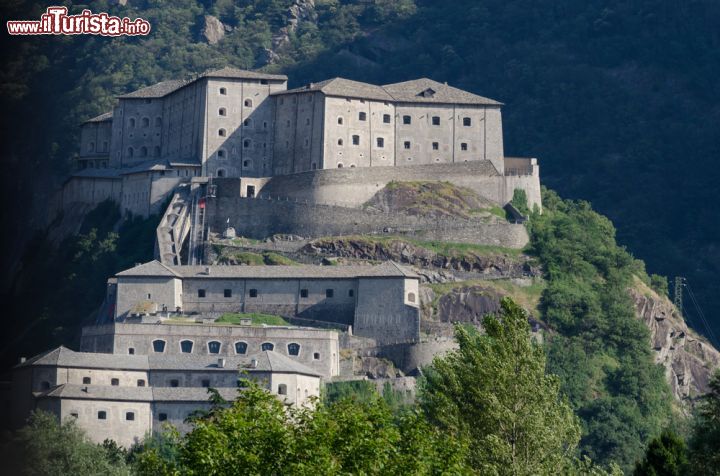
150,339 -> 318,358
334,136 -> 473,151
337,115 -> 473,126
128,117 -> 161,128
218,81 -> 270,95
198,288 -> 353,299
79,376 -> 146,387
126,146 -> 160,158
92,410 -> 136,421
86,141 -> 109,153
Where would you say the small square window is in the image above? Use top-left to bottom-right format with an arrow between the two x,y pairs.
202,379 -> 210,388
128,348 -> 134,355
461,142 -> 468,151
126,412 -> 135,421
224,289 -> 232,298
432,116 -> 440,126
404,141 -> 411,150
159,413 -> 168,421
111,378 -> 119,386
326,289 -> 334,298
432,142 -> 439,150
349,289 -> 354,297
83,377 -> 91,385
352,135 -> 360,146
70,412 -> 79,419
313,352 -> 320,360
249,289 -> 258,298
98,411 -> 107,420
198,289 -> 206,298
170,379 -> 179,388
403,115 -> 411,125
137,379 -> 146,387
359,112 -> 367,121
383,114 -> 391,124
219,88 -> 227,95
463,117 -> 472,126
300,289 -> 309,298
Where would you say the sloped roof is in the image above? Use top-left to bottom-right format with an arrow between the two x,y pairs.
200,66 -> 287,81
272,77 -> 395,102
382,78 -> 502,105
118,68 -> 286,99
116,260 -> 180,278
82,111 -> 113,124
118,79 -> 189,99
19,348 -> 321,378
69,168 -> 121,179
163,261 -> 417,279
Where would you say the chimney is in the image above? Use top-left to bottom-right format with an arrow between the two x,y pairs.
218,358 -> 225,368
250,358 -> 258,369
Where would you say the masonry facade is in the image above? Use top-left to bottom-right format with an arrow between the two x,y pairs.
64,66 -> 537,217
112,260 -> 421,345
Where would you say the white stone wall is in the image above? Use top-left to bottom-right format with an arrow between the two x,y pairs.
110,99 -> 164,168
79,121 -> 112,159
115,276 -> 181,318
62,177 -> 122,207
161,81 -> 206,164
271,373 -> 319,407
59,398 -> 152,447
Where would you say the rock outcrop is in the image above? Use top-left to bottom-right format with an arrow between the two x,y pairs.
265,0 -> 317,64
630,279 -> 720,405
301,237 -> 540,278
202,15 -> 225,45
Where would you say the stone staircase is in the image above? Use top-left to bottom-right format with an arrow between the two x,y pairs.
155,184 -> 193,265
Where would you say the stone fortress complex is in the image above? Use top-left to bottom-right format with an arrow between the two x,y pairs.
12,67 -> 543,446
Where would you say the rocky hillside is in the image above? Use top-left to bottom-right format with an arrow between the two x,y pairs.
631,278 -> 720,404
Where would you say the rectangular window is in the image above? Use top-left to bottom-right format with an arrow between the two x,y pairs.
326,289 -> 334,298
224,289 -> 232,298
126,412 -> 135,421
404,141 -> 411,150
300,289 -> 309,298
359,112 -> 367,121
461,142 -> 468,151
463,117 -> 472,126
348,289 -> 354,297
432,116 -> 440,125
249,289 -> 258,298
159,413 -> 168,421
403,115 -> 411,125
432,142 -> 439,150
111,378 -> 119,386
352,135 -> 360,146
383,114 -> 391,124
170,379 -> 179,388
98,411 -> 107,420
202,379 -> 210,388
198,289 -> 206,298
137,379 -> 146,387
376,137 -> 385,148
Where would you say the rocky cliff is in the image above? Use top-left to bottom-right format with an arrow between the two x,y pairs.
630,279 -> 720,405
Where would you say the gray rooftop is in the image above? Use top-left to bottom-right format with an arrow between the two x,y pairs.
273,77 -> 394,102
36,384 -> 239,402
382,78 -> 502,106
116,260 -> 417,280
82,111 -> 113,124
118,67 -> 286,99
18,347 -> 322,377
69,168 -> 121,179
273,77 -> 501,105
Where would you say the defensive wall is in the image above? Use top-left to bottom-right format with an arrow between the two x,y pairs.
206,193 -> 529,249
234,160 -> 541,210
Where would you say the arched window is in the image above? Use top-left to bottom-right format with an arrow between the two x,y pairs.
408,292 -> 416,303
140,146 -> 148,157
337,116 -> 344,125
217,169 -> 225,177
235,342 -> 248,354
129,118 -> 136,128
180,340 -> 193,353
337,163 -> 343,168
461,142 -> 468,151
142,117 -> 150,128
218,108 -> 226,116
152,339 -> 166,353
218,128 -> 226,137
243,139 -> 251,149
350,164 -> 356,168
127,147 -> 134,158
278,384 -> 287,395
288,343 -> 300,356
208,341 -> 221,354
243,160 -> 251,168
155,117 -> 162,127
217,149 -> 226,159
244,99 -> 253,108
243,118 -> 252,127
261,342 -> 274,351
358,112 -> 367,121
337,138 -> 343,146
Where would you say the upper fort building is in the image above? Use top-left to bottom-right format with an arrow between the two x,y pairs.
65,67 -> 532,217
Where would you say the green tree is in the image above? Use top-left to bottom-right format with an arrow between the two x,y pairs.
421,297 -> 581,475
633,429 -> 689,476
7,411 -> 130,476
688,370 -> 720,475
